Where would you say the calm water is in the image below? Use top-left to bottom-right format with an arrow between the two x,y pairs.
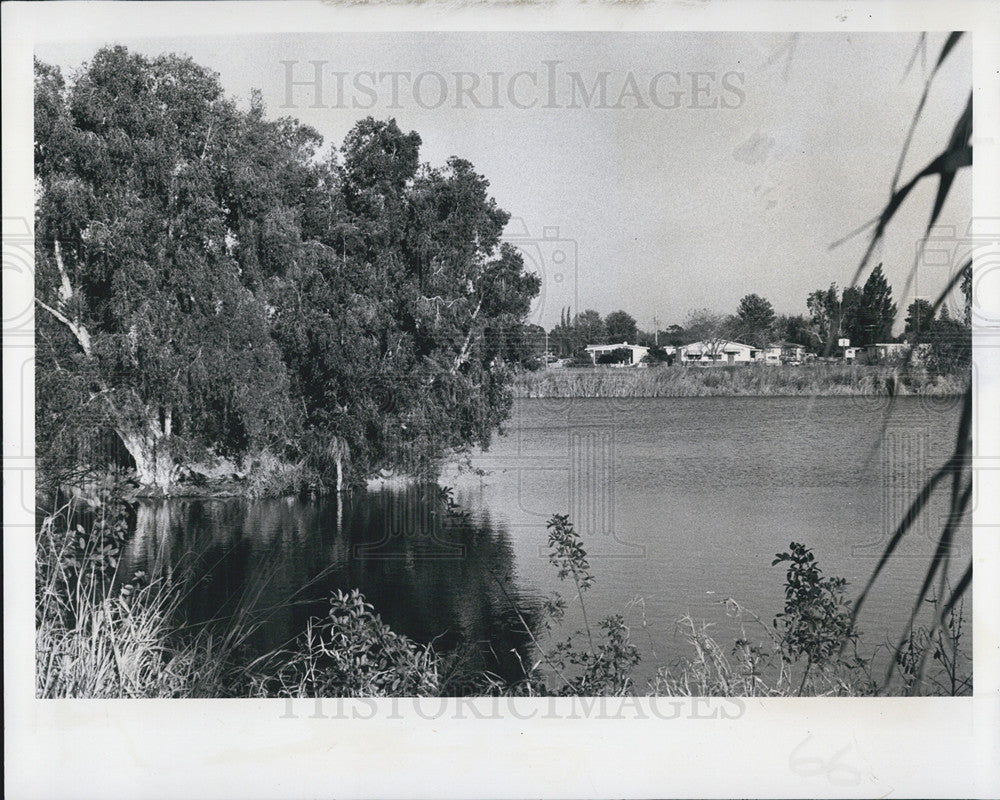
120,396 -> 971,686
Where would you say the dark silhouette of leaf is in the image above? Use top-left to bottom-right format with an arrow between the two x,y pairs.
842,37 -> 973,693
890,32 -> 964,195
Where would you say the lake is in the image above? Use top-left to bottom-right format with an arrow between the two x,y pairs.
120,396 -> 971,688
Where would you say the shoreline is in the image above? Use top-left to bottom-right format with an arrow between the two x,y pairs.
45,365 -> 967,502
513,363 -> 968,399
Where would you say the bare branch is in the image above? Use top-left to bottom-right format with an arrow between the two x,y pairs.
37,239 -> 94,357
34,297 -> 92,357
53,239 -> 74,305
449,300 -> 483,376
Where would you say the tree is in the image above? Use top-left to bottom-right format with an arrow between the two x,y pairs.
926,307 -> 971,375
549,306 -> 578,357
520,323 -> 548,367
683,308 -> 733,360
35,49 -> 541,493
664,324 -> 686,348
641,345 -> 672,365
604,310 -> 638,344
34,49 -> 296,491
904,299 -> 936,339
735,293 -> 776,348
774,313 -> 817,351
839,286 -> 863,345
807,284 -> 842,353
853,263 -> 897,346
806,281 -> 872,351
574,309 -> 606,346
277,119 -> 540,483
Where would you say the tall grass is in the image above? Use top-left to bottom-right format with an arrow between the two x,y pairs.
38,500 -> 191,697
36,575 -> 214,698
514,363 -> 967,399
828,32 -> 974,693
35,484 -> 259,698
648,605 -> 876,698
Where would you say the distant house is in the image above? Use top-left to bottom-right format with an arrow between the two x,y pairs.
680,340 -> 760,365
763,341 -> 806,365
584,342 -> 650,366
762,344 -> 782,364
867,342 -> 932,364
867,342 -> 909,361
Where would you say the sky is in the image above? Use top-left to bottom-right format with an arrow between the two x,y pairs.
35,32 -> 972,333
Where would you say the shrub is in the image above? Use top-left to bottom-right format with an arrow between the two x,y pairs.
567,349 -> 596,368
771,542 -> 860,694
893,589 -> 971,696
248,589 -> 443,697
502,515 -> 640,695
596,347 -> 633,365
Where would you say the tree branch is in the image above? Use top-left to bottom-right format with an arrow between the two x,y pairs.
35,297 -> 92,358
449,299 -> 483,376
54,239 -> 74,304
36,239 -> 93,357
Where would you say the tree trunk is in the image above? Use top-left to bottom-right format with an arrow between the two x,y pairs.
117,415 -> 176,494
329,435 -> 348,494
38,240 -> 180,494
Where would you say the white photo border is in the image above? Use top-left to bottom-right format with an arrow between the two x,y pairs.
4,2 -> 999,798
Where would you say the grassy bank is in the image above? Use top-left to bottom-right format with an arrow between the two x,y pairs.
513,363 -> 968,399
35,484 -> 257,698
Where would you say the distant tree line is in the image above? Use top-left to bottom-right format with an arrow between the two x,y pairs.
542,262 -> 970,368
540,307 -> 640,358
34,47 -> 540,493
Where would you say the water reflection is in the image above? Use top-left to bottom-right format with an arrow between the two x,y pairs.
115,397 -> 970,691
122,486 -> 540,684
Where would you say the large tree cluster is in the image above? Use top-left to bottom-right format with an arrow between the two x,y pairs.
35,47 -> 540,492
806,264 -> 898,351
546,307 -> 640,357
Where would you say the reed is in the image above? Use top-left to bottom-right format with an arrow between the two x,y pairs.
514,364 -> 968,399
35,491 -> 259,698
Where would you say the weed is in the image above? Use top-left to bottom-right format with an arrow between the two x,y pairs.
248,589 -> 443,697
772,542 -> 859,694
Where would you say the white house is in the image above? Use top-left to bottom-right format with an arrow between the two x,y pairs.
763,341 -> 807,365
584,342 -> 650,366
680,340 -> 760,365
866,342 -> 932,364
867,342 -> 909,361
762,344 -> 783,365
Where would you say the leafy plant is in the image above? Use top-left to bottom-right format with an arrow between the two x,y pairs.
546,513 -> 595,646
894,587 -> 971,695
496,515 -> 640,695
772,542 -> 858,694
249,589 -> 442,697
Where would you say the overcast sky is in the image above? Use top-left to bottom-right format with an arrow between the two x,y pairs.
36,32 -> 972,332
